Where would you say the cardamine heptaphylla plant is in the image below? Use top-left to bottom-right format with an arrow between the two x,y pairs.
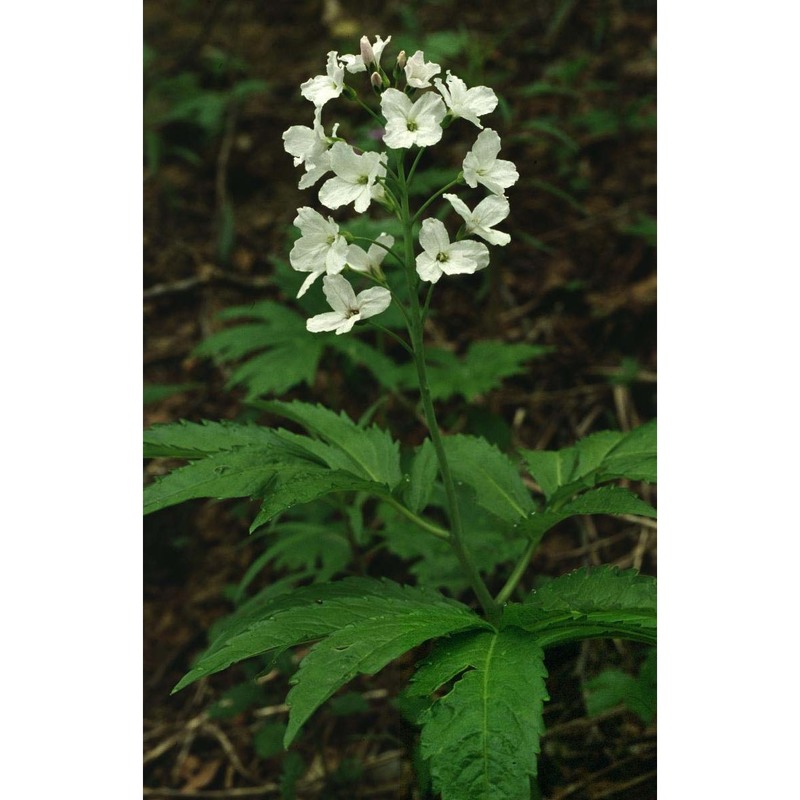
144,34 -> 656,800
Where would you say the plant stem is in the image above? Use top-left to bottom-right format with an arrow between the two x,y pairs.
397,157 -> 500,625
411,176 -> 464,225
495,541 -> 537,605
382,496 -> 449,540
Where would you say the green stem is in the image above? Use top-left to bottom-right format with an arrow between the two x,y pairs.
495,541 -> 537,605
412,176 -> 464,225
382,496 -> 449,540
397,156 -> 500,624
366,321 -> 412,354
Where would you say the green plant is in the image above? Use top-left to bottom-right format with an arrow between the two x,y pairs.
144,34 -> 656,800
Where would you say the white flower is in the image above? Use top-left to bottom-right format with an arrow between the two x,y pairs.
306,274 -> 392,335
300,51 -> 345,108
345,233 -> 395,275
318,142 -> 387,213
415,218 -> 490,283
443,193 -> 511,246
341,35 -> 391,73
381,88 -> 446,149
289,207 -> 349,298
462,128 -> 519,196
282,107 -> 340,189
434,71 -> 498,129
404,50 -> 441,88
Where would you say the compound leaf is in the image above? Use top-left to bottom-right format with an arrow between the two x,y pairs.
143,420 -> 283,459
173,578 -> 484,694
521,420 -> 656,504
143,447 -> 284,514
284,596 -> 490,745
404,438 -> 438,513
255,400 -> 402,489
443,435 -> 536,523
518,486 -> 657,549
502,566 -> 656,647
249,467 -> 388,531
412,628 -> 548,800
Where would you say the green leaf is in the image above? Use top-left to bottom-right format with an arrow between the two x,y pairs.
518,486 -> 657,550
249,467 -> 388,531
255,400 -> 402,489
284,593 -> 489,745
253,523 -> 351,584
404,438 -> 438,513
143,447 -> 284,514
584,648 -> 656,723
392,341 -> 552,402
173,578 -> 485,694
502,566 -> 657,648
412,629 -> 548,800
143,383 -> 201,405
443,435 -> 536,522
144,420 -> 284,459
521,420 -> 656,504
195,301 -> 325,398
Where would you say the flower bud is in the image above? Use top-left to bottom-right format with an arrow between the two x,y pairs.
396,50 -> 407,70
370,71 -> 383,93
360,35 -> 376,69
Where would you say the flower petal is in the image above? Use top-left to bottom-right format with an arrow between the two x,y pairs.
322,274 -> 357,315
355,286 -> 392,319
307,311 -> 347,332
418,218 -> 451,255
415,252 -> 443,283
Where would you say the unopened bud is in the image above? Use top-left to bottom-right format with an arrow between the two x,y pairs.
360,35 -> 376,68
396,50 -> 407,70
371,71 -> 382,90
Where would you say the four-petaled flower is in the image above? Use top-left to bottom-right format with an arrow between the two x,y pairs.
415,218 -> 490,284
404,50 -> 441,88
443,193 -> 511,246
289,207 -> 348,298
282,108 -> 340,189
462,128 -> 519,196
301,51 -> 345,108
318,142 -> 387,213
345,233 -> 395,276
381,88 -> 446,149
434,71 -> 498,129
306,274 -> 392,335
341,35 -> 392,73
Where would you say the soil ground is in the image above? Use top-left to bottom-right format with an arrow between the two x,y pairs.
144,1 -> 656,797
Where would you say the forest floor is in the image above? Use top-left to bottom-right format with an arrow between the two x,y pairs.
144,1 -> 656,797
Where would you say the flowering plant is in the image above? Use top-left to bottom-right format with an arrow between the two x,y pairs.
145,35 -> 657,800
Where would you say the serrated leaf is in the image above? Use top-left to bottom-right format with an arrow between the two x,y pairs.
404,438 -> 438,513
194,301 -> 324,398
378,495 -> 527,593
143,446 -> 284,514
144,420 -> 283,459
521,420 -> 656,504
443,435 -> 536,522
518,486 -> 657,549
256,523 -> 351,584
173,578 -> 482,693
227,344 -> 323,399
250,467 -> 388,531
413,628 -> 548,800
391,341 -> 552,402
284,595 -> 489,745
502,566 -> 657,648
255,400 -> 402,489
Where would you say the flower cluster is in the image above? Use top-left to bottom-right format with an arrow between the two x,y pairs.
282,36 -> 519,334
